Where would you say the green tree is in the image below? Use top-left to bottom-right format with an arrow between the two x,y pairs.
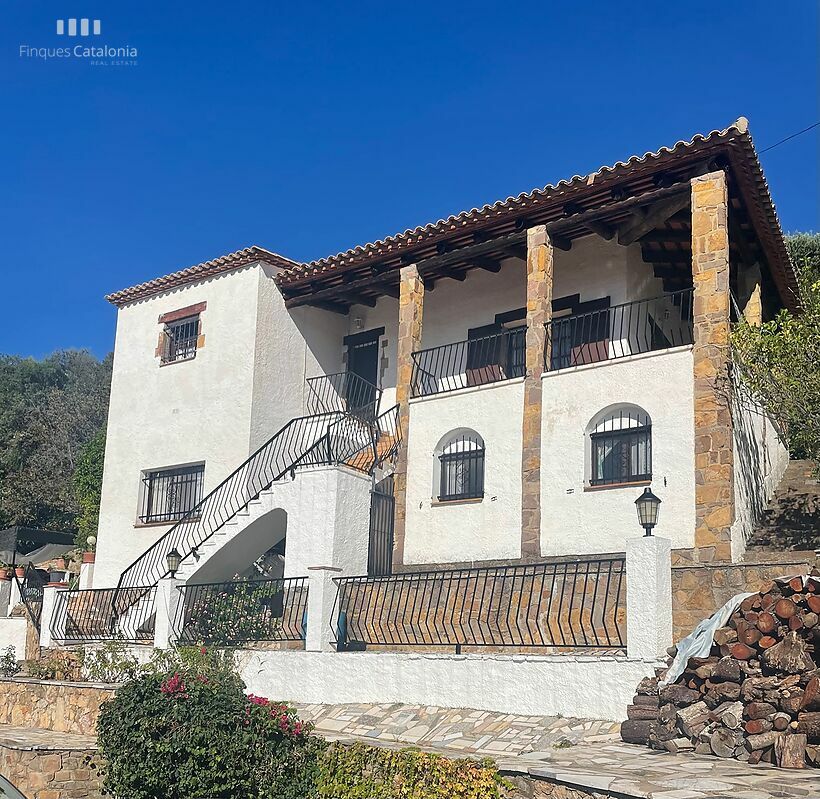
73,427 -> 107,549
732,233 -> 820,463
0,350 -> 111,532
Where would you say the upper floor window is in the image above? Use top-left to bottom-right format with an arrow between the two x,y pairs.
157,302 -> 206,364
139,463 -> 205,524
588,406 -> 651,487
436,430 -> 485,502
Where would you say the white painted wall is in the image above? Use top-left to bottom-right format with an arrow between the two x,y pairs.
730,386 -> 790,561
238,650 -> 660,721
541,347 -> 696,555
0,618 -> 28,660
404,379 -> 525,564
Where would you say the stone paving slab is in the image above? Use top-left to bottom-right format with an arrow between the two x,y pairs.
298,704 -> 820,798
0,724 -> 97,751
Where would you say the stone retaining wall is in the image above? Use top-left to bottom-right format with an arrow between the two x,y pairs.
0,744 -> 103,799
0,679 -> 115,736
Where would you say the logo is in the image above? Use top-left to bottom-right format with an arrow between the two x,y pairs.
19,17 -> 137,66
56,19 -> 102,36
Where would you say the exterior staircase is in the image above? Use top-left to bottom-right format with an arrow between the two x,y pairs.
744,459 -> 820,557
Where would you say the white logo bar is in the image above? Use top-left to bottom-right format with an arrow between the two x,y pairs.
56,18 -> 102,37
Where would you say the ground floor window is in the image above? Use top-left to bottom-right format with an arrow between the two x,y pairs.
438,431 -> 485,501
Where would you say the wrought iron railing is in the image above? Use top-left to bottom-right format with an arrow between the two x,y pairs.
411,328 -> 526,398
174,577 -> 308,645
50,586 -> 157,643
333,558 -> 625,652
545,288 -> 694,371
13,563 -> 47,630
306,372 -> 382,418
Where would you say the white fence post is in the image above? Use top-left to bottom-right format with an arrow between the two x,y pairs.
7,576 -> 21,616
0,579 -> 12,618
79,557 -> 95,590
306,566 -> 342,652
626,535 -> 672,659
154,577 -> 185,649
40,585 -> 69,649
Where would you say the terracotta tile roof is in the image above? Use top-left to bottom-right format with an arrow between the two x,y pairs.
275,118 -> 796,310
105,246 -> 300,307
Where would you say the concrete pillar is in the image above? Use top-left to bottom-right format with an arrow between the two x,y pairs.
154,576 -> 185,649
305,566 -> 342,652
0,580 -> 11,618
626,535 -> 673,659
691,171 -> 734,563
520,226 -> 553,559
79,559 -> 95,590
39,585 -> 69,649
8,576 -> 22,615
392,264 -> 425,569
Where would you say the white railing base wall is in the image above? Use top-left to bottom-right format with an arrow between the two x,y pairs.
238,650 -> 663,722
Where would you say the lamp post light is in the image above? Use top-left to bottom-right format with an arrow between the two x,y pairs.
166,548 -> 182,578
635,487 -> 661,536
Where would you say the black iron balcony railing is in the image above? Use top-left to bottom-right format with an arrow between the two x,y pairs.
333,557 -> 625,652
174,577 -> 308,645
411,328 -> 526,398
545,288 -> 694,371
306,372 -> 382,418
13,563 -> 47,630
51,586 -> 157,643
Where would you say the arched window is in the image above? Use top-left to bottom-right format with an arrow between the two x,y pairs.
588,406 -> 651,487
435,430 -> 485,501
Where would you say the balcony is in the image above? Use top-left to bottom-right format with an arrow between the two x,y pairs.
411,328 -> 526,398
545,288 -> 694,371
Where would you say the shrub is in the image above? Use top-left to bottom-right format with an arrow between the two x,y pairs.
96,647 -> 318,799
79,640 -> 141,683
316,741 -> 511,799
0,645 -> 20,677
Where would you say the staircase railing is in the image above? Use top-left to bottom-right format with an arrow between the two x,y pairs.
306,372 -> 382,418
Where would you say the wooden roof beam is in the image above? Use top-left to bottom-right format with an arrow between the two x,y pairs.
472,257 -> 502,273
617,193 -> 691,246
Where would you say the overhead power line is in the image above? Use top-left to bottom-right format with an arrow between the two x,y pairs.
759,121 -> 820,153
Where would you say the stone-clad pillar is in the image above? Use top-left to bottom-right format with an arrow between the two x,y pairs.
691,171 -> 734,563
392,264 -> 424,569
520,226 -> 553,559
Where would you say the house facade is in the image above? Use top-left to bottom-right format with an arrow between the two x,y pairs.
91,118 -> 792,601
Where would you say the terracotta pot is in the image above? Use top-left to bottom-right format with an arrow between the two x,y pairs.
53,558 -> 67,570
0,568 -> 9,581
14,567 -> 25,579
82,551 -> 96,564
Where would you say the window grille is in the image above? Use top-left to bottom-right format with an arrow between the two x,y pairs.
438,433 -> 485,501
162,315 -> 199,363
590,409 -> 651,486
140,464 -> 205,524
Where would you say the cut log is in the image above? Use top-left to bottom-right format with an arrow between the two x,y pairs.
660,684 -> 700,706
627,704 -> 659,721
745,718 -> 772,735
730,643 -> 757,661
758,635 -> 778,649
635,677 -> 659,696
712,657 -> 742,683
803,612 -> 818,629
761,632 -> 815,674
737,625 -> 763,646
713,627 -> 737,646
796,712 -> 820,738
704,681 -> 741,708
746,730 -> 782,751
772,713 -> 792,732
745,701 -> 777,720
789,616 -> 805,632
806,595 -> 820,614
676,701 -> 709,737
712,700 -> 743,730
632,694 -> 660,707
664,737 -> 694,754
756,612 -> 777,633
781,690 -> 805,715
620,719 -> 654,744
800,675 -> 820,712
775,733 -> 807,769
710,727 -> 742,758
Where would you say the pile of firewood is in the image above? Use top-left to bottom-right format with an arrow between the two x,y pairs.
622,573 -> 820,769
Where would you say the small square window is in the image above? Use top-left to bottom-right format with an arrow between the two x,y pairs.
139,464 -> 204,524
162,315 -> 200,364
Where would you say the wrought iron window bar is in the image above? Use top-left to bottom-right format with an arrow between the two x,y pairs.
161,315 -> 199,364
140,464 -> 205,524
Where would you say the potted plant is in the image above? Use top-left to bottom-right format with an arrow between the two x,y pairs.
0,562 -> 10,581
83,534 -> 96,564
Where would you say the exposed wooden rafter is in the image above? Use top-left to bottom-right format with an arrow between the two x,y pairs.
617,193 -> 692,246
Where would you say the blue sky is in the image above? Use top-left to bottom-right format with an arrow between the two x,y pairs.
1,0 -> 817,358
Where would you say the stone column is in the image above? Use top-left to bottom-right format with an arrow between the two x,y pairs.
691,171 -> 734,563
520,226 -> 553,559
154,576 -> 185,649
306,565 -> 342,652
392,264 -> 424,569
742,264 -> 763,327
626,535 -> 672,659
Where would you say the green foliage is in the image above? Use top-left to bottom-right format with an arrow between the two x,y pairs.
316,741 -> 511,799
72,427 -> 106,550
25,650 -> 82,681
96,646 -> 318,799
0,645 -> 21,678
732,233 -> 820,463
0,350 -> 111,532
79,640 -> 141,683
182,582 -> 282,644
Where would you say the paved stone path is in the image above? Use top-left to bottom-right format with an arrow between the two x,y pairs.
298,703 -> 820,798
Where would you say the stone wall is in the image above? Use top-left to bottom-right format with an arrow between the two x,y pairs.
671,555 -> 817,640
0,744 -> 103,799
0,679 -> 114,736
